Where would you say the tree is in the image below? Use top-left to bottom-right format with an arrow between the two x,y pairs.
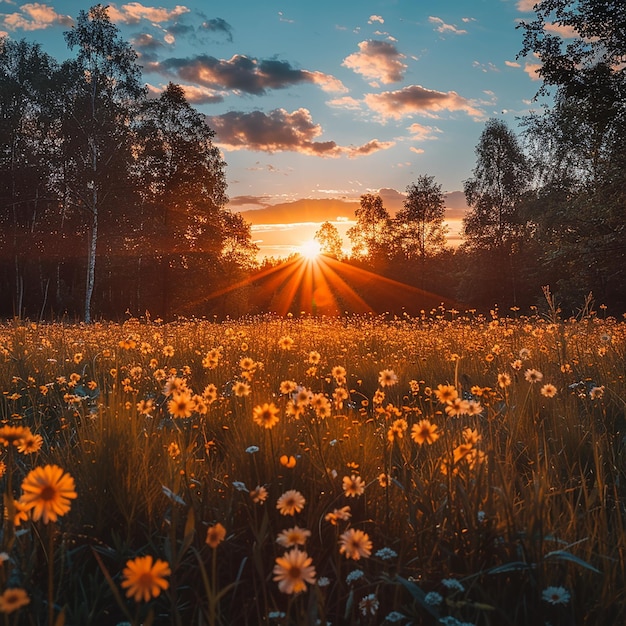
462,119 -> 530,251
395,176 -> 447,259
61,5 -> 145,322
347,194 -> 391,265
314,221 -> 343,259
518,1 -> 626,309
133,82 -> 229,317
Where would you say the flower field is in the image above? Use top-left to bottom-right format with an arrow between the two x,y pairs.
0,305 -> 624,625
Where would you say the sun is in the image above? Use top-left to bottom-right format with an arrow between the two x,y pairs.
299,239 -> 322,260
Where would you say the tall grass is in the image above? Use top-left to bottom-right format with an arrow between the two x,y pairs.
0,305 -> 624,625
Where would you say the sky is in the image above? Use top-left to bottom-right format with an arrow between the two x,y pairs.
0,0 -> 552,257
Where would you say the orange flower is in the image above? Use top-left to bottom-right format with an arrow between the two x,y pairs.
273,549 -> 316,594
252,403 -> 280,429
276,526 -> 311,547
20,464 -> 77,524
0,587 -> 30,613
342,474 -> 365,498
434,384 -> 458,404
276,489 -> 306,516
121,555 -> 171,602
339,528 -> 372,560
205,523 -> 226,548
411,419 -> 440,445
280,454 -> 297,468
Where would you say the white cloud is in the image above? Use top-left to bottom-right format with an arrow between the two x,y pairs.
428,16 -> 467,36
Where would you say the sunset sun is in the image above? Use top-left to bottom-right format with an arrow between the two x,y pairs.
299,240 -> 321,260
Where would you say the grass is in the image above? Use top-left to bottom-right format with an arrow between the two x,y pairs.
0,303 -> 624,625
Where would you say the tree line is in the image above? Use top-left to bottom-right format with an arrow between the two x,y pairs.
0,5 -> 257,322
2,1 -> 625,319
312,0 -> 626,314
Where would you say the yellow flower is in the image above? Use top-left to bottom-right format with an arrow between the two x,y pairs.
250,485 -> 268,504
277,336 -> 294,350
0,425 -> 31,448
280,454 -> 297,468
12,499 -> 30,526
324,506 -> 352,525
524,368 -> 543,383
20,464 -> 77,524
205,523 -> 226,548
378,369 -> 398,387
280,380 -> 297,395
273,549 -> 316,594
276,489 -> 306,516
121,555 -> 171,602
339,528 -> 372,560
252,403 -> 280,429
167,392 -> 194,419
233,381 -> 250,397
434,384 -> 458,404
0,587 -> 30,613
411,419 -> 440,445
541,383 -> 557,398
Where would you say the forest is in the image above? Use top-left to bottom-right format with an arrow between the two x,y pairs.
1,2 -> 625,320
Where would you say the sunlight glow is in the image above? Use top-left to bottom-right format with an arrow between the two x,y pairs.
299,239 -> 322,260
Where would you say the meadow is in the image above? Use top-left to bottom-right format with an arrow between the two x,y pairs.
0,299 -> 624,625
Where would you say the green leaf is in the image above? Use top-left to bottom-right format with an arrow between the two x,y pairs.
544,550 -> 601,573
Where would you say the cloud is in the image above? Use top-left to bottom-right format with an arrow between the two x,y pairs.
132,32 -> 165,51
146,82 -> 224,103
368,15 -> 384,24
200,17 -> 233,41
1,3 -> 73,31
327,96 -> 363,110
207,108 -> 394,158
342,40 -> 407,84
524,61 -> 542,80
544,22 -> 578,38
516,0 -> 537,11
428,16 -> 467,35
106,3 -> 190,24
364,84 -> 484,120
410,147 -> 425,154
151,53 -> 346,95
228,195 -> 272,207
407,122 -> 442,141
505,60 -> 521,68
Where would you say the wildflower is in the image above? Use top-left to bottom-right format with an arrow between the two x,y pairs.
276,526 -> 311,547
324,506 -> 352,525
339,528 -> 372,560
375,547 -> 398,560
453,442 -> 474,464
277,336 -> 294,351
167,442 -> 181,459
12,499 -> 30,526
167,392 -> 193,419
273,549 -> 316,594
246,445 -> 259,454
442,578 -> 465,592
276,489 -> 306,516
0,588 -> 30,613
192,395 -> 208,415
524,368 -> 543,383
346,569 -> 365,584
434,384 -> 458,404
205,523 -> 226,548
542,585 -> 571,605
424,591 -> 443,606
387,418 -> 408,441
317,576 -> 330,587
541,383 -> 557,398
0,425 -> 31,448
331,365 -> 347,383
137,399 -> 154,415
409,379 -> 420,393
308,351 -> 321,364
252,403 -> 280,429
385,611 -> 406,623
359,593 -> 379,616
280,380 -> 297,395
162,345 -> 174,357
342,474 -> 366,498
590,386 -> 604,400
250,485 -> 268,504
378,473 -> 391,487
20,464 -> 77,524
121,555 -> 171,602
445,397 -> 470,417
378,369 -> 398,387
462,428 -> 481,445
294,387 -> 312,407
280,454 -> 297,468
233,381 -> 250,397
17,433 -> 43,454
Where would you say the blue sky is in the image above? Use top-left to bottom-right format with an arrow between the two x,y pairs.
1,0 -> 550,255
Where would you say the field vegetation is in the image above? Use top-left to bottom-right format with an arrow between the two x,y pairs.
0,294 -> 624,625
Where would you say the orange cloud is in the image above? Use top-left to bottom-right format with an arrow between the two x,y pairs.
524,62 -> 542,80
342,40 -> 407,84
407,122 -> 442,141
106,2 -> 190,24
2,3 -> 73,31
208,108 -> 394,158
364,85 -> 484,120
516,0 -> 537,11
